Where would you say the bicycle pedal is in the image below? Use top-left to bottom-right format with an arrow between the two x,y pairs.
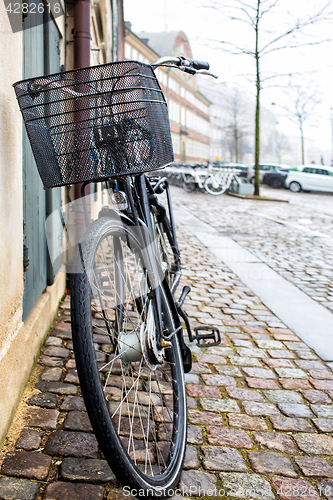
193,326 -> 221,347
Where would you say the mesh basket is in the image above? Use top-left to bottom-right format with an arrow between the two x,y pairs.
13,61 -> 174,188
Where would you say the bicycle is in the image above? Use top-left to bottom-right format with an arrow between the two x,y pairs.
163,164 -> 239,196
13,56 -> 218,498
204,166 -> 240,195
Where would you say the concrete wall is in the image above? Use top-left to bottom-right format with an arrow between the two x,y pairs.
0,6 -> 66,444
0,4 -> 24,376
0,268 -> 66,444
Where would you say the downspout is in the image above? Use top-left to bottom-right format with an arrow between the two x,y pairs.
73,0 -> 91,252
111,0 -> 119,61
74,0 -> 91,205
118,0 -> 125,60
74,0 -> 91,70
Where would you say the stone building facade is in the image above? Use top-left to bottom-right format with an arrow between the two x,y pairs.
125,27 -> 211,165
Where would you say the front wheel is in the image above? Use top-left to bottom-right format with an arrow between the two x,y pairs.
204,175 -> 226,195
289,181 -> 301,192
71,217 -> 187,498
270,178 -> 282,189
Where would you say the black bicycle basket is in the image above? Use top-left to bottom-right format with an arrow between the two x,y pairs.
13,61 -> 174,188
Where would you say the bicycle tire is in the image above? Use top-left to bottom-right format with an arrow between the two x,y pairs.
71,217 -> 187,498
182,181 -> 196,192
204,175 -> 226,195
155,217 -> 176,289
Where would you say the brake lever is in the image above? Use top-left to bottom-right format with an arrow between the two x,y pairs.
183,67 -> 196,75
196,70 -> 218,79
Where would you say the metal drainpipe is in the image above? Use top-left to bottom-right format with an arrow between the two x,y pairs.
111,0 -> 119,61
74,0 -> 91,202
74,0 -> 91,70
72,0 -> 91,262
118,0 -> 125,60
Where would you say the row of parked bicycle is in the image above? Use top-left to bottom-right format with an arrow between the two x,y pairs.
167,162 -> 333,194
162,163 -> 251,195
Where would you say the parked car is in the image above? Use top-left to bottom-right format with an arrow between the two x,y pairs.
285,165 -> 333,193
246,163 -> 291,183
262,170 -> 289,188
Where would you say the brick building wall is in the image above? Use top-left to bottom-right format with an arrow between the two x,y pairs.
124,27 -> 211,164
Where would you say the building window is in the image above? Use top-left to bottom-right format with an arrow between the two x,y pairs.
186,109 -> 209,136
181,107 -> 186,126
124,42 -> 131,59
168,99 -> 180,124
186,139 -> 209,159
155,69 -> 167,86
168,76 -> 179,94
171,133 -> 180,154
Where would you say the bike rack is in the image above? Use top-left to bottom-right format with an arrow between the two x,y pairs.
162,165 -> 242,194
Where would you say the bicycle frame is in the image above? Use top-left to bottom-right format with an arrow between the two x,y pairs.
79,172 -> 191,370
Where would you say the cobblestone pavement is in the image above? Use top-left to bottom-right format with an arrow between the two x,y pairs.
173,185 -> 333,311
1,189 -> 333,499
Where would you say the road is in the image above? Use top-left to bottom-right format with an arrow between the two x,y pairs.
1,184 -> 333,499
171,185 -> 333,312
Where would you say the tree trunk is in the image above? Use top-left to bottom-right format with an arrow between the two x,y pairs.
300,120 -> 305,164
254,0 -> 261,196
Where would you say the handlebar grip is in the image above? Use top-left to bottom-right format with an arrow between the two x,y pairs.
191,59 -> 210,71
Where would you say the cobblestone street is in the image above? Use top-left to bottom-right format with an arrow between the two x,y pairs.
1,186 -> 333,499
174,186 -> 333,312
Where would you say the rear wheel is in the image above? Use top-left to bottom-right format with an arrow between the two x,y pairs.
182,174 -> 196,192
71,217 -> 187,497
289,181 -> 301,192
270,177 -> 282,189
182,181 -> 196,192
204,175 -> 226,195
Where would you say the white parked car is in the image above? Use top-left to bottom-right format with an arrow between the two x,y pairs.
285,165 -> 333,193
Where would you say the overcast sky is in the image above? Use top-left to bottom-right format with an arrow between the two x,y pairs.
124,0 -> 333,155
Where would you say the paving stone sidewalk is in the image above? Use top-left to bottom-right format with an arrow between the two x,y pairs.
172,185 -> 333,311
1,215 -> 333,499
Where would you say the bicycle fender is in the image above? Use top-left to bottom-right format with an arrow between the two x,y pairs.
98,206 -> 136,227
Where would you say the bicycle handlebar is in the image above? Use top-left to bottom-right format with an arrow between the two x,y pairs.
27,56 -> 217,98
183,58 -> 210,71
152,56 -> 217,78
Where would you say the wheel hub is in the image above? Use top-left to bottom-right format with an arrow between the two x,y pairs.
140,302 -> 165,370
118,303 -> 165,368
118,332 -> 142,364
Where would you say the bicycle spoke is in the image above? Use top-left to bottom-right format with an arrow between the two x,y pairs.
82,226 -> 181,477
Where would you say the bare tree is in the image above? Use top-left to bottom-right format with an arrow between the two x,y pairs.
272,83 -> 321,164
275,131 -> 291,164
224,129 -> 249,162
203,0 -> 332,195
282,86 -> 320,164
223,88 -> 249,162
